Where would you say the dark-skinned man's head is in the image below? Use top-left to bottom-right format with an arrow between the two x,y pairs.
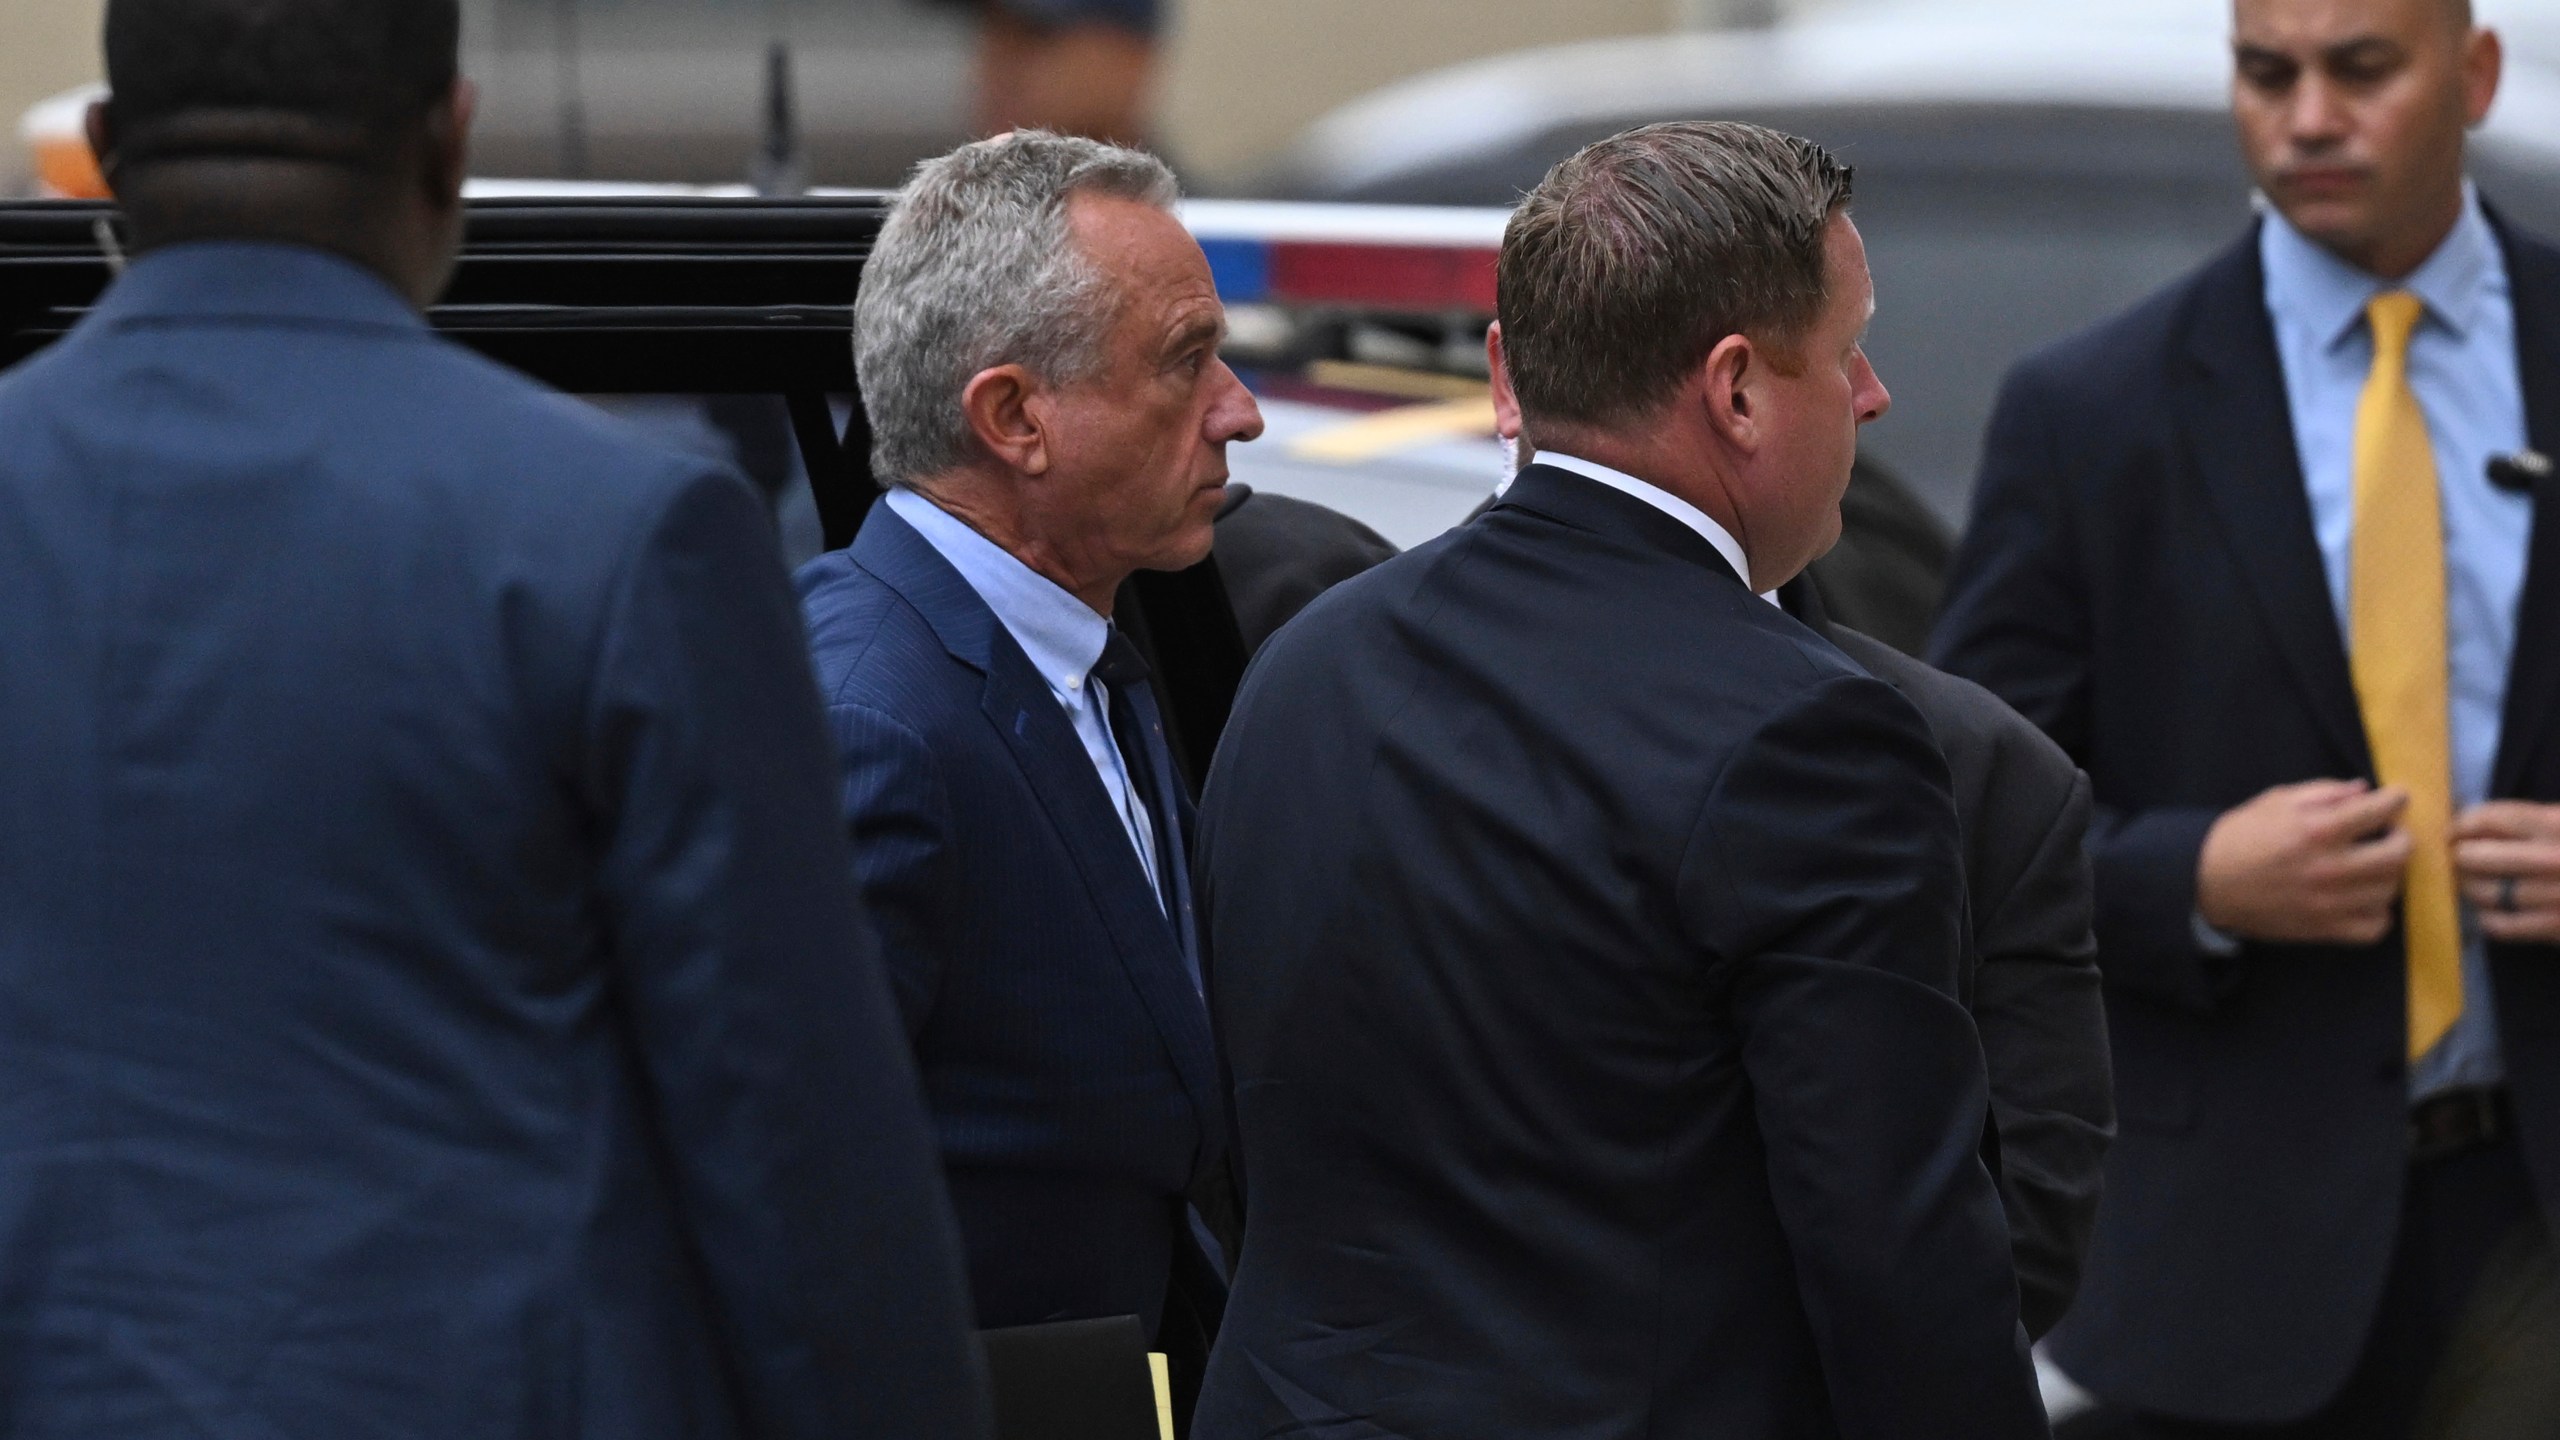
2232,0 -> 2500,279
89,0 -> 474,310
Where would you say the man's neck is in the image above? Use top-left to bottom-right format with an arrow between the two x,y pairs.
908,473 -> 1121,616
119,161 -> 439,309
1534,431 -> 1751,560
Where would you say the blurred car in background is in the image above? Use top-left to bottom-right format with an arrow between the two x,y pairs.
1271,0 -> 2560,531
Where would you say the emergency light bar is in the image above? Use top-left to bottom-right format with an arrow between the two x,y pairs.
1176,200 -> 1509,313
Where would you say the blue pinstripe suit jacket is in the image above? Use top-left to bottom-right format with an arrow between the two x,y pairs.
796,504 -> 1220,1333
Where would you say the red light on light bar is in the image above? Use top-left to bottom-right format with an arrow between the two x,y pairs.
1268,243 -> 1498,312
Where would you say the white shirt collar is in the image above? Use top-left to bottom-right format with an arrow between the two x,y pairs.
1533,450 -> 1754,589
884,486 -> 1111,699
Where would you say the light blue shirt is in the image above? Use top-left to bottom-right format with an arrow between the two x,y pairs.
884,487 -> 1162,902
2260,186 -> 2534,1098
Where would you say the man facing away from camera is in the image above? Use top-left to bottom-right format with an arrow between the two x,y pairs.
1189,121 -> 2049,1440
795,132 -> 1264,1406
0,1 -> 988,1436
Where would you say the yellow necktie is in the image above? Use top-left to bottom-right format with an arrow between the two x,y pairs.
2350,291 -> 2462,1061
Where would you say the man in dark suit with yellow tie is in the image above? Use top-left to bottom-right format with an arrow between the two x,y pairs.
1936,0 -> 2560,1433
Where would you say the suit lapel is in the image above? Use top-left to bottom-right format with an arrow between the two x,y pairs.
854,507 -> 1220,1130
2492,215 -> 2560,794
2179,232 -> 2375,776
978,655 -> 1221,1130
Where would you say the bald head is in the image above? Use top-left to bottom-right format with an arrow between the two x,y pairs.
2233,0 -> 2475,44
2230,0 -> 2500,277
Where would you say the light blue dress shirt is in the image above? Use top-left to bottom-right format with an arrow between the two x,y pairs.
2260,186 -> 2535,1098
884,487 -> 1162,902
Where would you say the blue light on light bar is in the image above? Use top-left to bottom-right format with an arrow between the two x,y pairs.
1198,237 -> 1272,305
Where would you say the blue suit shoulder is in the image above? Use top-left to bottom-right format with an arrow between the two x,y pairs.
795,547 -> 977,725
400,341 -> 745,526
18,289 -> 748,575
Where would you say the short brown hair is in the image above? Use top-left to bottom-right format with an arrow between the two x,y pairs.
1498,121 -> 1853,433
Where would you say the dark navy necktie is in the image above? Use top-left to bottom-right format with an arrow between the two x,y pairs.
1094,629 -> 1201,990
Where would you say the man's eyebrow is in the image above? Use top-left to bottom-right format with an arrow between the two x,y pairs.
2323,35 -> 2402,66
1167,311 -> 1226,353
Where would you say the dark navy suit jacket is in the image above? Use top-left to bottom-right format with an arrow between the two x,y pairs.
0,244 -> 988,1440
797,503 -> 1220,1334
1192,466 -> 2048,1440
1935,219 -> 2560,1422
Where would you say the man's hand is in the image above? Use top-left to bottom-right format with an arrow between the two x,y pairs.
2454,802 -> 2560,945
2198,780 -> 2411,945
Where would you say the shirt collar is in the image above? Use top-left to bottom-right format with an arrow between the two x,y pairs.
884,487 -> 1111,698
1533,450 -> 1754,588
2261,181 -> 2505,350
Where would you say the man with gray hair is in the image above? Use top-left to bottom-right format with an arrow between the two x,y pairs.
1190,121 -> 2048,1439
796,131 -> 1263,1379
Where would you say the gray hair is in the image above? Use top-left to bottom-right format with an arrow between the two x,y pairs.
856,130 -> 1181,484
1498,120 -> 1853,434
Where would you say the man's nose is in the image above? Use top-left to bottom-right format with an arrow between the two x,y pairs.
2289,74 -> 2350,147
1855,355 -> 1891,426
1211,359 -> 1267,443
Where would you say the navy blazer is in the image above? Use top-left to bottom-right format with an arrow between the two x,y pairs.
1193,466 -> 2048,1440
797,503 -> 1220,1334
1935,217 -> 2560,1422
0,244 -> 987,1438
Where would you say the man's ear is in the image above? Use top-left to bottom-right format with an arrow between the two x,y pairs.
960,364 -> 1051,475
84,100 -> 117,187
2465,26 -> 2504,127
1699,332 -> 1759,451
1486,322 -> 1522,440
424,77 -> 477,209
